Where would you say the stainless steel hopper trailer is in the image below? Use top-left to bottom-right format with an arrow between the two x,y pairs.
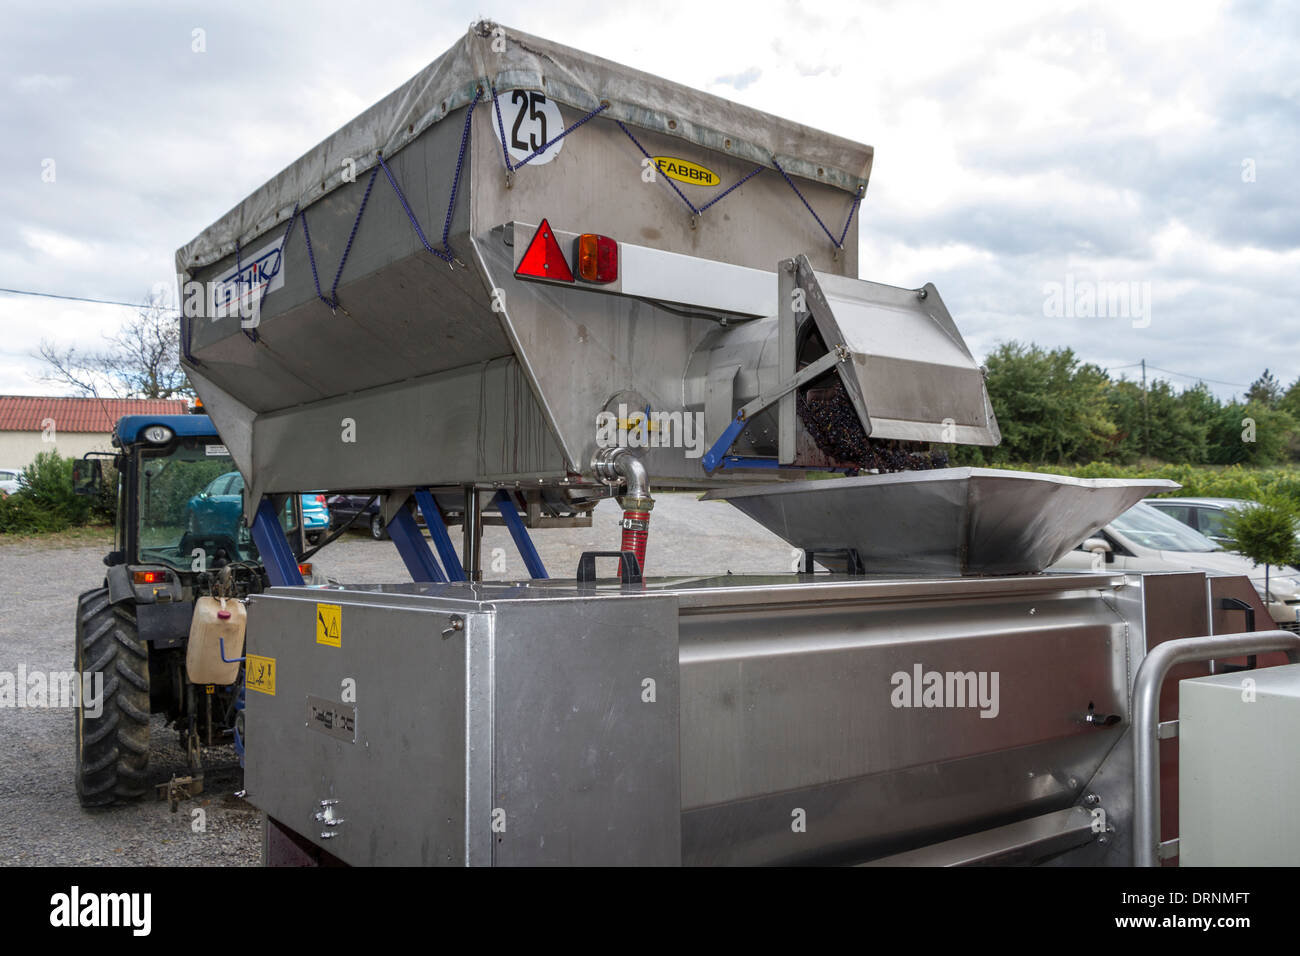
176,23 -> 1300,866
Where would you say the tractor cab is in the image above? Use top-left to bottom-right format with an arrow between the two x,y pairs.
74,414 -> 303,592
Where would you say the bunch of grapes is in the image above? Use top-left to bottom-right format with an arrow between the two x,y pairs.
796,385 -> 949,473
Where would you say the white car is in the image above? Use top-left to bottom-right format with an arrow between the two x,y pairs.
1052,500 -> 1300,627
1145,496 -> 1300,560
0,468 -> 21,496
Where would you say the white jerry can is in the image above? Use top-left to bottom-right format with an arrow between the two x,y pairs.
186,596 -> 246,685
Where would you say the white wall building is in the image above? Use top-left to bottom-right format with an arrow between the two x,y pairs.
0,396 -> 189,474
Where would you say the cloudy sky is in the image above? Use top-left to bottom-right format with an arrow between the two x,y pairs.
2,0 -> 1295,399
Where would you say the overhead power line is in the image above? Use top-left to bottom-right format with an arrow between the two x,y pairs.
1103,359 -> 1248,389
0,286 -> 177,312
1140,364 -> 1249,389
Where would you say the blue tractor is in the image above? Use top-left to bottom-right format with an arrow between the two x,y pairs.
71,414 -> 308,807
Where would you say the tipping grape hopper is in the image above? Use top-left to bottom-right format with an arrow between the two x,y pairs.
176,23 -> 1300,866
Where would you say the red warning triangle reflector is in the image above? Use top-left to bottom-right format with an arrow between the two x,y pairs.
515,219 -> 574,282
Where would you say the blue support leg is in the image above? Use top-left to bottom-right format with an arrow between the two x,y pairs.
494,490 -> 548,579
250,498 -> 305,587
701,415 -> 748,474
387,506 -> 446,583
414,488 -> 465,582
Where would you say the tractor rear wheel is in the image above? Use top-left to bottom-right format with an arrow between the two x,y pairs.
75,588 -> 151,807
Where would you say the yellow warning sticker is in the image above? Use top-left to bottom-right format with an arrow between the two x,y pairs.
245,655 -> 276,695
316,603 -> 342,647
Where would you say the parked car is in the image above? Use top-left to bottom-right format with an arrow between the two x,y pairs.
301,493 -> 330,545
187,471 -> 322,546
1145,496 -> 1300,563
187,470 -> 246,540
326,494 -> 425,540
1051,500 -> 1300,627
328,493 -> 387,540
1144,496 -> 1252,547
0,467 -> 21,496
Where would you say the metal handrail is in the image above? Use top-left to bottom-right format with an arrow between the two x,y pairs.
1132,630 -> 1300,866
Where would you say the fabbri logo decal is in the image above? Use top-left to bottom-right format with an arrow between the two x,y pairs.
652,156 -> 720,187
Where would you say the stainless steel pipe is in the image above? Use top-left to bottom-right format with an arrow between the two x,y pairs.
462,485 -> 482,582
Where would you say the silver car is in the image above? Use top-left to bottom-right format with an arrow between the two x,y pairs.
1145,496 -> 1300,557
1144,496 -> 1255,547
1052,500 -> 1300,628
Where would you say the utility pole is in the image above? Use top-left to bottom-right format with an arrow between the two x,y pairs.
1141,359 -> 1149,458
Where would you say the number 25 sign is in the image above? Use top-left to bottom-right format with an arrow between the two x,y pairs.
492,91 -> 566,166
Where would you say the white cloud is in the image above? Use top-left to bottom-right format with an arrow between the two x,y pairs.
0,0 -> 1295,404
12,73 -> 72,92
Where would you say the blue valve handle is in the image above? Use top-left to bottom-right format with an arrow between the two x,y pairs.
219,636 -> 246,664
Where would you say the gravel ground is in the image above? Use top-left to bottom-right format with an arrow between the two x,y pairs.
0,493 -> 788,866
0,535 -> 260,866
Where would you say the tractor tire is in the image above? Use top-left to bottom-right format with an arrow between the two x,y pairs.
75,588 -> 151,807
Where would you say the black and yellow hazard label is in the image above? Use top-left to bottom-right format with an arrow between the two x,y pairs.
316,603 -> 342,647
246,655 -> 276,695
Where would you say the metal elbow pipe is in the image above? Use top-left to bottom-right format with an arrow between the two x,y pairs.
593,447 -> 653,506
616,451 -> 651,504
593,447 -> 654,574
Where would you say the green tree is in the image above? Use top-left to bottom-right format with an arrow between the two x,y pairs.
1220,496 -> 1300,602
1279,376 -> 1300,420
1103,379 -> 1144,463
958,343 -> 1298,467
1144,379 -> 1208,463
979,342 -> 1117,464
1246,369 -> 1283,409
1102,376 -> 1209,465
1208,401 -> 1297,466
1176,382 -> 1222,453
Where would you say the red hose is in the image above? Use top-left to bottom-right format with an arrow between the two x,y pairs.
620,509 -> 650,574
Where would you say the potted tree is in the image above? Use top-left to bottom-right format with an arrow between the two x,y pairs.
1220,495 -> 1300,606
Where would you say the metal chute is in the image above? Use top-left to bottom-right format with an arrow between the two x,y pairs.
688,255 -> 1000,471
704,468 -> 1178,575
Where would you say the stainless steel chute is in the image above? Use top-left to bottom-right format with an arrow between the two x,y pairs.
791,256 -> 999,447
704,468 -> 1179,574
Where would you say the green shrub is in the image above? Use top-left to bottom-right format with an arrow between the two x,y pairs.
0,493 -> 71,533
0,451 -> 93,534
